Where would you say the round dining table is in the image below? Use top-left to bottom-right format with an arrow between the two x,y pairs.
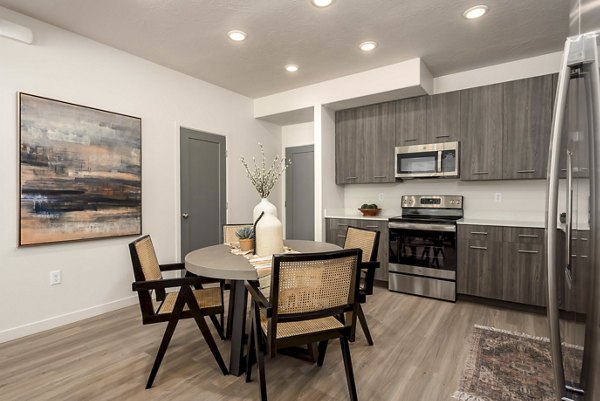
185,239 -> 341,376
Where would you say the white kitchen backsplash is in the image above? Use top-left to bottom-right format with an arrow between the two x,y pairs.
341,178 -> 589,226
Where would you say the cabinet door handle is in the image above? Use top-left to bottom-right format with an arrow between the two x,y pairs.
518,249 -> 539,254
470,231 -> 488,235
345,176 -> 357,180
435,134 -> 450,138
580,255 -> 589,259
337,234 -> 347,238
472,171 -> 489,175
518,234 -> 539,238
469,246 -> 488,250
373,175 -> 387,178
365,225 -> 378,228
337,224 -> 348,227
517,169 -> 536,174
580,238 -> 588,241
404,138 -> 417,142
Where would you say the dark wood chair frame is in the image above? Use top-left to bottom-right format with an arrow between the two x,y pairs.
245,249 -> 363,401
345,226 -> 381,346
129,236 -> 229,388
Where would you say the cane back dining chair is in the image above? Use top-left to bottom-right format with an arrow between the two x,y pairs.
129,235 -> 228,388
245,248 -> 363,401
343,226 -> 380,346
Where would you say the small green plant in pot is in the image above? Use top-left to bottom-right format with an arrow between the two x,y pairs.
236,226 -> 255,252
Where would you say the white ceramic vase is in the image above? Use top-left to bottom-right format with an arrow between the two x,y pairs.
255,212 -> 284,256
253,198 -> 277,223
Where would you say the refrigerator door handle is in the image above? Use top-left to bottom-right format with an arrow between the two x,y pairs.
565,150 -> 574,289
546,38 -> 573,401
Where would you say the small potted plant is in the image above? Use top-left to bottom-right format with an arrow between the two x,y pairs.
236,226 -> 255,252
359,203 -> 381,217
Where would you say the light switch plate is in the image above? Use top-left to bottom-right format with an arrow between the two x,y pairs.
494,193 -> 503,202
50,270 -> 61,285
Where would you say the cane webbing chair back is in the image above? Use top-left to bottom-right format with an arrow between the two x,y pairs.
344,226 -> 379,263
275,255 -> 357,315
246,248 -> 363,401
134,236 -> 162,281
223,224 -> 253,246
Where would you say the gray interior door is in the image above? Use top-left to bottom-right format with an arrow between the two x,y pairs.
180,128 -> 226,258
285,145 -> 314,240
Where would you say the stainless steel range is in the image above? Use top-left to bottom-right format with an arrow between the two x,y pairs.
388,195 -> 463,302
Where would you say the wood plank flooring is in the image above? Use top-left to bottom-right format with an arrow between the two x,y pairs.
0,288 -> 567,401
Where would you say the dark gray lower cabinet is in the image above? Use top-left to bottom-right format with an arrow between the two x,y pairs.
501,242 -> 546,307
457,239 -> 503,299
325,218 -> 389,282
457,224 -> 546,307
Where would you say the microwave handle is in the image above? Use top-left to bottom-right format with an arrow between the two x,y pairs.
437,150 -> 442,173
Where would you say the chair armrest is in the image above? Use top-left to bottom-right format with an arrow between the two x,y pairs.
360,261 -> 380,296
360,261 -> 380,271
159,262 -> 186,272
245,281 -> 272,318
132,276 -> 208,291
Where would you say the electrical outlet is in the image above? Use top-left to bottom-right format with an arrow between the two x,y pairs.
494,192 -> 503,202
378,193 -> 384,201
50,270 -> 61,285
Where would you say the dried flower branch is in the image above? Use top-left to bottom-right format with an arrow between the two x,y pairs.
240,143 -> 291,198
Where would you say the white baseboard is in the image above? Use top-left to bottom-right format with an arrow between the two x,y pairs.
0,295 -> 138,344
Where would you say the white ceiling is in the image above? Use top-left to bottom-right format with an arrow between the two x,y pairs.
0,0 -> 569,98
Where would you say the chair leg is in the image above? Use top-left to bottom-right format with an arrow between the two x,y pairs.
145,289 -> 186,389
185,287 -> 228,376
340,337 -> 359,401
253,304 -> 267,401
317,340 -> 329,367
209,314 -> 225,340
357,304 -> 374,346
226,285 -> 235,339
246,308 -> 256,383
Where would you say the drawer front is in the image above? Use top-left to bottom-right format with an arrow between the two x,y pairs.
503,227 -> 544,244
458,224 -> 502,242
572,230 -> 590,251
358,219 -> 389,282
326,218 -> 358,247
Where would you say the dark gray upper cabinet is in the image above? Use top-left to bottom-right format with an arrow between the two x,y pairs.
395,96 -> 428,146
427,91 -> 460,143
460,84 -> 503,180
502,75 -> 554,179
361,103 -> 396,183
335,108 -> 363,184
335,103 -> 395,184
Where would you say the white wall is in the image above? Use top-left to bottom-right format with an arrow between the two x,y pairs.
0,7 -> 281,342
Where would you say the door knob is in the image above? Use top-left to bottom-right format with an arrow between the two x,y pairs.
182,213 -> 189,219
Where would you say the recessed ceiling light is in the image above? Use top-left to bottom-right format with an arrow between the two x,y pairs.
312,0 -> 333,7
463,5 -> 489,19
285,64 -> 299,72
359,41 -> 377,52
227,30 -> 247,41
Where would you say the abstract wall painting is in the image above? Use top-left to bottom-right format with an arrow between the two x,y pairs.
19,93 -> 142,246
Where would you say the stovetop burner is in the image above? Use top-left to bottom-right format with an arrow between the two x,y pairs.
390,195 -> 464,224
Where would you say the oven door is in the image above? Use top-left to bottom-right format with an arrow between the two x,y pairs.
388,222 -> 457,280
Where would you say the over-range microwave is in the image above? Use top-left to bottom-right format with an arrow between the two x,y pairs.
395,141 -> 459,179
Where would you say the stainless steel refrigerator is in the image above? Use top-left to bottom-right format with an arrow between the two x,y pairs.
546,1 -> 600,400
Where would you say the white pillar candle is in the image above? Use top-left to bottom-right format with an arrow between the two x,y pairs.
255,213 -> 284,256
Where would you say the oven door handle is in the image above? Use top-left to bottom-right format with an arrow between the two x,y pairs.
388,222 -> 456,232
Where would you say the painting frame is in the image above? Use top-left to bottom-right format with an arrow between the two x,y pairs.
17,92 -> 142,247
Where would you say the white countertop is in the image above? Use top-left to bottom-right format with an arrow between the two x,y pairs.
325,214 -> 390,221
457,218 -> 545,228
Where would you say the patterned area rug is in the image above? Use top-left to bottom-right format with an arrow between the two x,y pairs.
453,325 -> 583,401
